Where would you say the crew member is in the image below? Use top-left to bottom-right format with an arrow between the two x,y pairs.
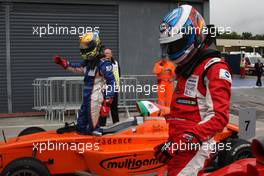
154,5 -> 232,176
153,54 -> 175,107
255,59 -> 263,86
54,32 -> 115,135
99,48 -> 120,126
240,58 -> 246,79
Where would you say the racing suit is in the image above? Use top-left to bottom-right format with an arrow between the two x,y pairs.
67,57 -> 115,134
167,50 -> 232,176
153,60 -> 175,107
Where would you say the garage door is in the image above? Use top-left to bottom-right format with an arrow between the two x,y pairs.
9,3 -> 119,112
0,5 -> 7,113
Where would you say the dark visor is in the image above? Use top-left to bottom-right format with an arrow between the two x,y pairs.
161,34 -> 189,55
80,41 -> 96,54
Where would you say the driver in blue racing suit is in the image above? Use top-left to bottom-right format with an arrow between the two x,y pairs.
54,32 -> 115,135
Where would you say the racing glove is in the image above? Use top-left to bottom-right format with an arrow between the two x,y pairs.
100,98 -> 113,117
179,132 -> 201,148
154,140 -> 174,163
154,132 -> 201,163
53,55 -> 69,69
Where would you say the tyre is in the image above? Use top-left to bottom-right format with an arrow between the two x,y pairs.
18,127 -> 45,137
218,138 -> 253,167
1,157 -> 51,176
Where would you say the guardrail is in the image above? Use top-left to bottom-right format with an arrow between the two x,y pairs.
32,75 -> 158,121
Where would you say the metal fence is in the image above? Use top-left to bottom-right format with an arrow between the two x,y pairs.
33,77 -> 83,121
32,75 -> 158,121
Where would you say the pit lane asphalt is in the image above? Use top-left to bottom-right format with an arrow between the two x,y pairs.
0,75 -> 264,139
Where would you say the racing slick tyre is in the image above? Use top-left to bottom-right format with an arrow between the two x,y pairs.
17,127 -> 45,137
218,138 -> 253,167
1,157 -> 51,176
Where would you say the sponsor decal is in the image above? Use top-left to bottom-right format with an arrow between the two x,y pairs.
100,154 -> 165,173
160,22 -> 169,33
96,138 -> 132,145
106,65 -> 112,72
176,98 -> 197,106
219,69 -> 232,83
184,75 -> 199,98
204,58 -> 221,70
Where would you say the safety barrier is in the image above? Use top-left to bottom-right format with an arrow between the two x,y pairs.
33,77 -> 83,121
32,75 -> 158,121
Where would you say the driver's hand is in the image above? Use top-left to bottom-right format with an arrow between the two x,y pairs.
154,141 -> 174,163
100,98 -> 113,117
154,133 -> 201,163
53,55 -> 69,69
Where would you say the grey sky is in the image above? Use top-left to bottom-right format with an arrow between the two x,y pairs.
210,0 -> 264,35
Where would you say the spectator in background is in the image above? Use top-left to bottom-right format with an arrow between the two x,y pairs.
255,59 -> 263,87
152,53 -> 175,107
240,58 -> 246,79
99,48 -> 120,126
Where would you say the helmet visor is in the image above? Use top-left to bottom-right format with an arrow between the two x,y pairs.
80,40 -> 96,55
168,34 -> 188,55
161,34 -> 188,55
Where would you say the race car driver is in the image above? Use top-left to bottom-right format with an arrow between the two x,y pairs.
54,32 -> 115,135
154,5 -> 232,176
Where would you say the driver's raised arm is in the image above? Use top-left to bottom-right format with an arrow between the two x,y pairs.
53,55 -> 85,74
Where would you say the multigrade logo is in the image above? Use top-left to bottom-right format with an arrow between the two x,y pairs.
100,154 -> 164,172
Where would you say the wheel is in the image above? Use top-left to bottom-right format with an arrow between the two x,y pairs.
1,157 -> 51,176
218,138 -> 253,167
18,127 -> 45,137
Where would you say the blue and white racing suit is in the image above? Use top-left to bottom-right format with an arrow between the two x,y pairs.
67,58 -> 115,133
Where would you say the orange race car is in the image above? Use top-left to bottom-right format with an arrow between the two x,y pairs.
0,101 -> 254,176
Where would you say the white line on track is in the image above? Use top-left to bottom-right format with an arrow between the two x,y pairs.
0,124 -> 64,129
232,86 -> 264,89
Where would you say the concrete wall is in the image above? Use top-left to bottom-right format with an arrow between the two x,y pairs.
119,1 -> 207,75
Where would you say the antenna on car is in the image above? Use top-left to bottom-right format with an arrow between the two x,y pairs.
2,130 -> 6,143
